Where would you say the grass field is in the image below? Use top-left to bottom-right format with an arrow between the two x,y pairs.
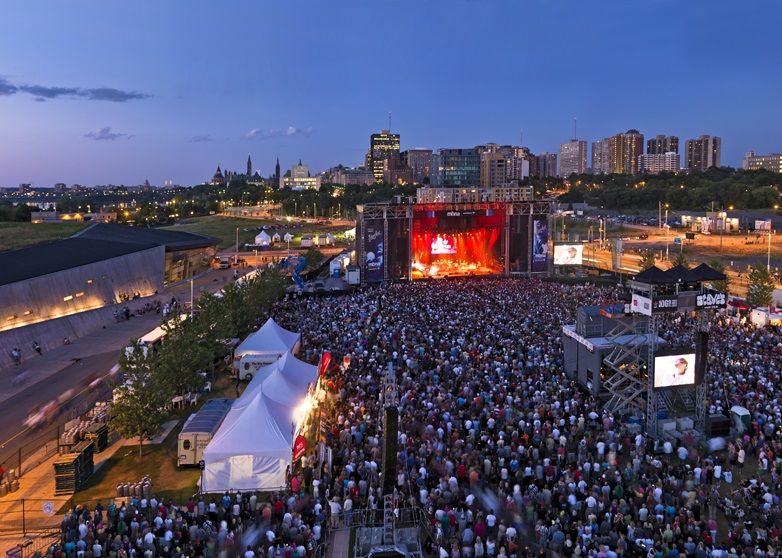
163,215 -> 353,250
0,222 -> 88,252
68,375 -> 236,507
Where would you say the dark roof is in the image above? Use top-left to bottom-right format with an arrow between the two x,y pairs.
74,223 -> 219,252
689,263 -> 727,282
634,266 -> 674,284
634,263 -> 727,285
0,238 -> 159,287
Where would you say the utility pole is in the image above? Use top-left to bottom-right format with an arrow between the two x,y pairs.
769,229 -> 773,270
235,227 -> 239,263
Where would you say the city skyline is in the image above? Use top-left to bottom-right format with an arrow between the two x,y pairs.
1,0 -> 780,186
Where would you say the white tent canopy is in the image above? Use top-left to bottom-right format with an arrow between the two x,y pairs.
254,231 -> 272,246
235,318 -> 301,359
241,352 -> 318,404
202,352 -> 317,493
202,391 -> 293,492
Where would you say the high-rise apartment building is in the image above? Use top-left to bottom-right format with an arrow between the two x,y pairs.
591,139 -> 611,174
479,146 -> 529,187
639,152 -> 680,174
647,135 -> 679,155
401,149 -> 433,183
366,130 -> 401,182
535,152 -> 558,178
438,148 -> 481,186
559,139 -> 588,177
685,135 -> 721,171
592,130 -> 644,174
743,152 -> 782,173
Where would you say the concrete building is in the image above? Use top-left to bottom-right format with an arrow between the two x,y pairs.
559,139 -> 588,177
331,167 -> 376,186
438,148 -> 481,186
383,157 -> 414,185
75,223 -> 219,285
639,152 -> 680,174
31,211 -> 117,224
592,130 -> 644,174
743,151 -> 782,173
647,135 -> 679,155
480,150 -> 530,187
282,160 -> 322,190
366,130 -> 401,182
401,149 -> 432,183
685,135 -> 721,171
591,139 -> 612,174
417,186 -> 533,204
535,152 -> 558,178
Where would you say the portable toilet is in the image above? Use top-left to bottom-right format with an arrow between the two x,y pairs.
730,406 -> 750,434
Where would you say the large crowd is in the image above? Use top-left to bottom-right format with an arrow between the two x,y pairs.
45,278 -> 782,558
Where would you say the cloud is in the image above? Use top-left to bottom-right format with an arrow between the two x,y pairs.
81,87 -> 149,102
0,75 -> 149,102
245,126 -> 315,139
84,126 -> 132,141
190,134 -> 214,143
18,84 -> 80,99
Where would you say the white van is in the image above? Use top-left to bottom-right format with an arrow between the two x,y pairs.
177,398 -> 233,467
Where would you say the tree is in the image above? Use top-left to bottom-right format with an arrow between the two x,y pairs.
747,265 -> 775,308
113,341 -> 171,456
707,259 -> 730,294
672,250 -> 689,268
304,247 -> 324,270
639,250 -> 657,271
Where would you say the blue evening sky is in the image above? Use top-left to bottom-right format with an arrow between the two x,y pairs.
0,0 -> 779,187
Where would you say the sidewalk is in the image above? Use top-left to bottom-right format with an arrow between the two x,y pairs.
0,422 -> 179,549
0,269 -> 235,405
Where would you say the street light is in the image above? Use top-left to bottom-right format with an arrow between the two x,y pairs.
235,227 -> 239,264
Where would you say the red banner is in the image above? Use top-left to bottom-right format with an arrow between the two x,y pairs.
293,434 -> 307,461
318,351 -> 332,378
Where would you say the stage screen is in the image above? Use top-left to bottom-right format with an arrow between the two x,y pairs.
654,352 -> 696,388
531,216 -> 549,272
412,209 -> 503,279
554,244 -> 584,266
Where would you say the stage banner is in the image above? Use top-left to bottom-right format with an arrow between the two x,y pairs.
364,220 -> 385,282
531,216 -> 549,272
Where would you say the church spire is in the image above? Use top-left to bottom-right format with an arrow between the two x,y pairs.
246,154 -> 252,176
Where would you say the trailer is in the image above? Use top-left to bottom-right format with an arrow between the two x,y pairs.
177,398 -> 233,467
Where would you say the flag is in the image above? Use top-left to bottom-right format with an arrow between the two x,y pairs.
318,351 -> 332,377
293,434 -> 307,461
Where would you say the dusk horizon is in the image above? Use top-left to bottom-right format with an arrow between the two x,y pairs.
1,0 -> 780,186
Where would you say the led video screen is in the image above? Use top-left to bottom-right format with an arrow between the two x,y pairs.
554,244 -> 584,266
654,352 -> 696,388
412,209 -> 503,279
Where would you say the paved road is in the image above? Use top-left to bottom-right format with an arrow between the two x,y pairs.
0,268 -> 238,475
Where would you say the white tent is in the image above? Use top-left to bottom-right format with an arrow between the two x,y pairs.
202,391 -> 293,492
255,230 -> 272,247
344,227 -> 356,240
241,352 -> 317,404
235,318 -> 301,359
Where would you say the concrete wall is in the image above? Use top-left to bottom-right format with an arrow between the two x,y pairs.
0,246 -> 164,367
0,295 -> 159,368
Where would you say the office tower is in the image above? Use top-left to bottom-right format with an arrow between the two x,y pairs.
480,148 -> 529,187
559,139 -> 588,177
743,151 -> 782,173
438,148 -> 481,186
647,135 -> 679,155
639,152 -> 680,174
367,130 -> 401,182
401,149 -> 433,183
282,160 -> 321,190
686,135 -> 721,170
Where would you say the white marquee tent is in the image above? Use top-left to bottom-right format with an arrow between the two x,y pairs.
234,318 -> 301,360
202,391 -> 293,492
202,352 -> 318,492
254,230 -> 272,247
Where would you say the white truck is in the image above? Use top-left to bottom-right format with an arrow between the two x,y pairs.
177,398 -> 233,467
234,352 -> 285,381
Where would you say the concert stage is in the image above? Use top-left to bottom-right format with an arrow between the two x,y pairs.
356,199 -> 551,283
